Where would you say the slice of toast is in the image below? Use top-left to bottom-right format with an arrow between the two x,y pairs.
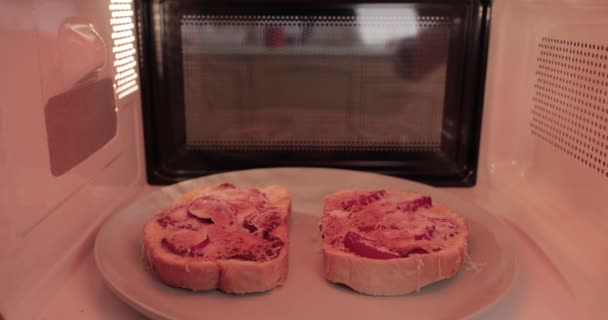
320,189 -> 468,296
143,183 -> 291,294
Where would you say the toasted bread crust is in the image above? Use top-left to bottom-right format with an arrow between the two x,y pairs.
323,242 -> 466,295
143,185 -> 291,294
321,189 -> 468,296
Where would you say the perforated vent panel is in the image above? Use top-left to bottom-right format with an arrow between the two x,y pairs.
109,0 -> 139,100
532,37 -> 608,177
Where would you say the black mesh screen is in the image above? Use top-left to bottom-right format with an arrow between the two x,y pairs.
139,1 -> 489,186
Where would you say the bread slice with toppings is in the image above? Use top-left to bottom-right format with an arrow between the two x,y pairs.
320,189 -> 468,296
143,183 -> 290,294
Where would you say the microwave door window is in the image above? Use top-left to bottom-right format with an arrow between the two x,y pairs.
142,1 -> 487,185
180,10 -> 448,151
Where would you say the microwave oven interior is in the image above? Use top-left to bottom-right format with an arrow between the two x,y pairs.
139,0 -> 489,186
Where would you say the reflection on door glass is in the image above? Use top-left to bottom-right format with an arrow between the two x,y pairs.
355,5 -> 419,45
181,5 -> 451,151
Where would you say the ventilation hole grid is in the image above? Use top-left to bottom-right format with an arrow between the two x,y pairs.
180,14 -> 452,27
532,37 -> 608,177
109,0 -> 139,100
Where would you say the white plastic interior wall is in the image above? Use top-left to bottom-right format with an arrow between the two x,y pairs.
479,0 -> 607,313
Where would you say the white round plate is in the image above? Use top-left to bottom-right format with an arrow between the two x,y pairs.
95,168 -> 519,320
